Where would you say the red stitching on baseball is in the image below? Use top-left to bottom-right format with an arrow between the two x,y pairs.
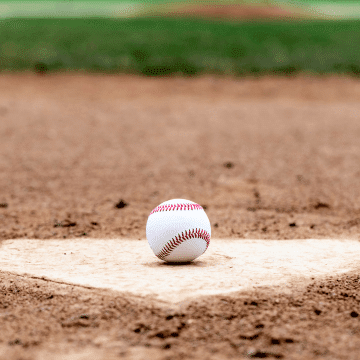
150,203 -> 203,215
156,228 -> 210,260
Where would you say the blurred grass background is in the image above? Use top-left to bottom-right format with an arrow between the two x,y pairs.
0,0 -> 359,76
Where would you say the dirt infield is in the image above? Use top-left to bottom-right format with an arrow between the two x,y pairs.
1,74 -> 360,241
1,74 -> 360,359
146,2 -> 321,20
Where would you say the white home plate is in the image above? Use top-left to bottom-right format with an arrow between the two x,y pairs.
1,239 -> 360,304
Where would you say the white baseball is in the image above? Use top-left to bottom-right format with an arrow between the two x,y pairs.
146,199 -> 211,262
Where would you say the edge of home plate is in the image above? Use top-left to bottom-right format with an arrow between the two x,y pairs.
1,239 -> 360,305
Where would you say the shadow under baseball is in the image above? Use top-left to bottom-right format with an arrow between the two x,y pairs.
143,259 -> 208,268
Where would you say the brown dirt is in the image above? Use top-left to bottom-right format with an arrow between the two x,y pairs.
1,270 -> 360,360
1,74 -> 360,359
147,2 -> 319,20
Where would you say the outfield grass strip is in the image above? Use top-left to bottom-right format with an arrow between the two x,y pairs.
0,17 -> 360,76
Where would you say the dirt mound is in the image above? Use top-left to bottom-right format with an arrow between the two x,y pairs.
155,3 -> 316,20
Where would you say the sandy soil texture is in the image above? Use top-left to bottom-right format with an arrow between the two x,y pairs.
1,74 -> 360,241
1,74 -> 360,359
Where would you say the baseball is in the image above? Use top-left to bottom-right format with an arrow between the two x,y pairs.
146,199 -> 211,262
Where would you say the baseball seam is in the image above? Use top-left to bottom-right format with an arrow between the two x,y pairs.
150,203 -> 203,216
156,228 -> 210,260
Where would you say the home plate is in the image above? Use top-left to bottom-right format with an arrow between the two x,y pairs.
1,239 -> 360,305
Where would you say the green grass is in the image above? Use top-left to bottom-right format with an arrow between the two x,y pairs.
1,17 -> 360,76
287,0 -> 359,3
